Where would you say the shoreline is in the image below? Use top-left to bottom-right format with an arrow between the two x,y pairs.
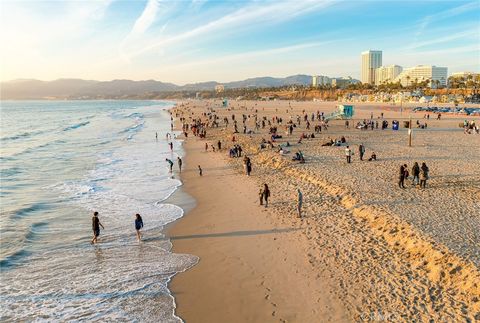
167,133 -> 348,322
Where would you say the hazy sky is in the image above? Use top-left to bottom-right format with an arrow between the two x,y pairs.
1,0 -> 479,84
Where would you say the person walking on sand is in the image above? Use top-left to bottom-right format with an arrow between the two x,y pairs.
263,184 -> 270,207
412,162 -> 420,186
403,164 -> 409,182
198,165 -> 203,176
205,142 -> 208,152
420,162 -> 429,189
91,211 -> 104,244
259,188 -> 264,206
135,213 -> 144,242
166,158 -> 174,173
177,157 -> 183,173
358,144 -> 365,161
297,188 -> 303,218
398,164 -> 406,188
169,142 -> 173,151
345,146 -> 352,163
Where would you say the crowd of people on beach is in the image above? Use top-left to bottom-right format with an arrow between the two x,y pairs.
146,100 -> 455,228
399,162 -> 430,189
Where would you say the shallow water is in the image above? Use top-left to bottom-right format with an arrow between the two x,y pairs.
0,100 -> 197,321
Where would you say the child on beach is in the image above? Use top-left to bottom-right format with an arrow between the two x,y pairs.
135,213 -> 144,242
198,165 -> 203,176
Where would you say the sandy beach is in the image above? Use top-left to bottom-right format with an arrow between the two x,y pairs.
169,100 -> 480,322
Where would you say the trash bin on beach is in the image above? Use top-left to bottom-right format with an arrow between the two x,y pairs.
392,122 -> 399,130
403,121 -> 410,128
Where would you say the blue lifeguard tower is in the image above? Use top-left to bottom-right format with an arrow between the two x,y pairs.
325,105 -> 355,120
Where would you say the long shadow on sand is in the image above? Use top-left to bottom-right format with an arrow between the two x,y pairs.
169,228 -> 300,241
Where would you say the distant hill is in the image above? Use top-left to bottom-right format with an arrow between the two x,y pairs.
1,79 -> 99,99
0,74 -> 314,99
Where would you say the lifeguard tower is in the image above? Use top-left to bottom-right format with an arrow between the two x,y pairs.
324,105 -> 355,120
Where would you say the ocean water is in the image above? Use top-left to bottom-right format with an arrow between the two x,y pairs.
0,100 -> 197,321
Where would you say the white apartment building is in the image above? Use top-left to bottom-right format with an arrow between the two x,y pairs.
375,65 -> 403,85
361,50 -> 382,84
312,75 -> 331,87
393,65 -> 448,88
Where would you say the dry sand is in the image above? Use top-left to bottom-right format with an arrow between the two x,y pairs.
169,100 -> 480,322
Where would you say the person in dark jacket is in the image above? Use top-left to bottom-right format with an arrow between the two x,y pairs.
135,213 -> 144,241
398,165 -> 406,188
263,184 -> 271,207
359,144 -> 365,161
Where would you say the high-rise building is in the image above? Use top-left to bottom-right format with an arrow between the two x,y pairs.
393,65 -> 448,88
361,50 -> 382,84
375,65 -> 403,85
312,75 -> 331,87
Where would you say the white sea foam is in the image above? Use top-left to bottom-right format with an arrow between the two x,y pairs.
0,101 -> 196,322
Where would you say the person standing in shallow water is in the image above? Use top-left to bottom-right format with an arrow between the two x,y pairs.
177,157 -> 183,173
166,158 -> 174,173
91,211 -> 104,244
135,213 -> 144,241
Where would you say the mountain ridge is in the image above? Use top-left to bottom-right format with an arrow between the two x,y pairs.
0,75 -> 320,99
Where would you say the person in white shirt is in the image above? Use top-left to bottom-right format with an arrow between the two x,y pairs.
345,146 -> 352,163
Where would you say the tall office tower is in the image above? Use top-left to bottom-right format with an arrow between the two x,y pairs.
361,50 -> 382,84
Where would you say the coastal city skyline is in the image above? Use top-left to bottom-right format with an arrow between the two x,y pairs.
1,0 -> 479,84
